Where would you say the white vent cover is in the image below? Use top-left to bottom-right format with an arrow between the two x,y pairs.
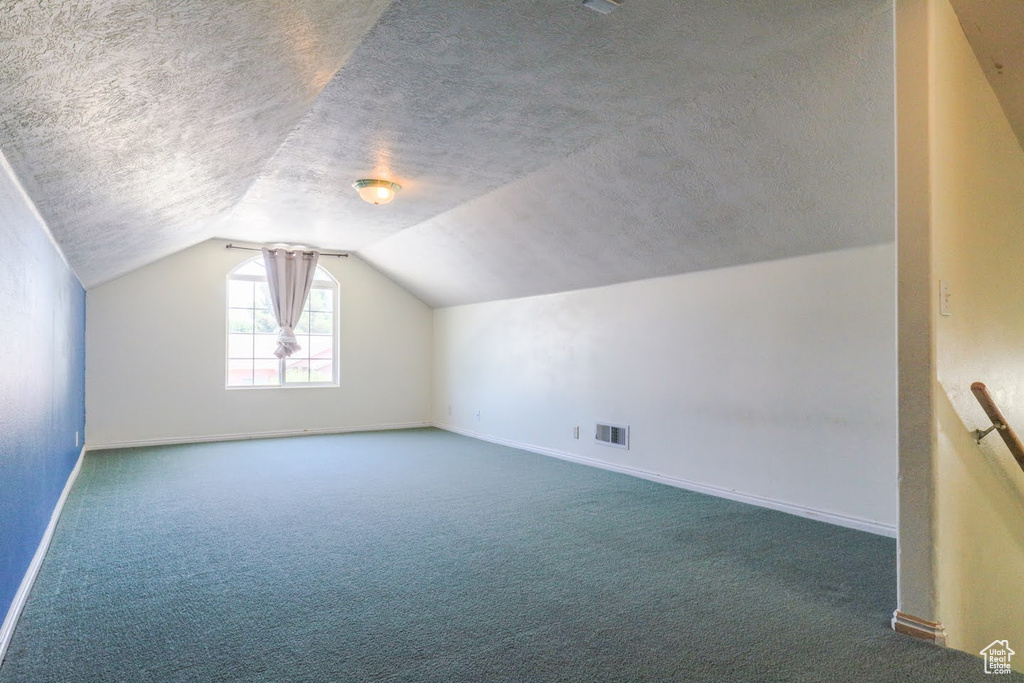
595,422 -> 629,449
582,0 -> 622,14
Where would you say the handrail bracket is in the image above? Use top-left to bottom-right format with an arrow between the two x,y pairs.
972,421 -> 1005,444
970,381 -> 1024,471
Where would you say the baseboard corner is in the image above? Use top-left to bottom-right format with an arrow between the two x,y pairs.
891,610 -> 947,646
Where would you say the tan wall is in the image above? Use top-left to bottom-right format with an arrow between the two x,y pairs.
929,0 -> 1024,660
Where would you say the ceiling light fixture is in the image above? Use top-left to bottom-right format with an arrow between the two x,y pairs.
353,179 -> 401,205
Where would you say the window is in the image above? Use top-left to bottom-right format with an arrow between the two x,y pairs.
226,257 -> 338,387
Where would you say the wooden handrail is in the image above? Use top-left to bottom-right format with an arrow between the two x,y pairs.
970,382 -> 1024,471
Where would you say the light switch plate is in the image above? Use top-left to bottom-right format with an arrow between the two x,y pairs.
939,280 -> 952,316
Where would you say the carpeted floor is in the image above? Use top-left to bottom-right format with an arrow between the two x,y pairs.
0,428 -> 1014,682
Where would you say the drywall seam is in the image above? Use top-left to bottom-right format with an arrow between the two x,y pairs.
86,422 -> 431,451
435,423 -> 897,538
0,446 -> 86,666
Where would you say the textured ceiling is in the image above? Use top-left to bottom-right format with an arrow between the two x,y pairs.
949,0 -> 1024,153
359,2 -> 896,305
0,0 -> 391,286
2,0 -> 898,305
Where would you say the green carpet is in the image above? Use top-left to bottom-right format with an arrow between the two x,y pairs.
0,428 -> 1013,682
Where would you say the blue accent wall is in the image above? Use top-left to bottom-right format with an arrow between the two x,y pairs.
0,155 -> 86,621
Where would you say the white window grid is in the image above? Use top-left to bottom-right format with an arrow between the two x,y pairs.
226,263 -> 339,389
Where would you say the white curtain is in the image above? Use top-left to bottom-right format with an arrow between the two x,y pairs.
261,247 -> 320,359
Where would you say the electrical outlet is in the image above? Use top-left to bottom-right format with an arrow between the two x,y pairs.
573,426 -> 580,439
75,431 -> 79,448
939,280 -> 952,316
475,410 -> 481,421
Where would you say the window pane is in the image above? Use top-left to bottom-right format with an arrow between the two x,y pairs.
226,258 -> 336,389
228,308 -> 254,334
228,334 -> 254,358
254,282 -> 272,310
254,334 -> 279,359
228,280 -> 254,308
235,260 -> 266,277
254,309 -> 278,334
309,312 -> 332,335
253,360 -> 280,386
291,334 -> 310,358
308,335 -> 333,359
294,311 -> 309,335
310,361 -> 333,383
228,360 -> 254,386
285,358 -> 310,384
308,288 -> 331,312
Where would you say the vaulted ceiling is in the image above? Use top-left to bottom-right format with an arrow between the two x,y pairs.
0,0 -> 968,307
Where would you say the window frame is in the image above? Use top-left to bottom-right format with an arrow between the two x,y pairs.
225,258 -> 340,390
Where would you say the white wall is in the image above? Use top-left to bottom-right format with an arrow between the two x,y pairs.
86,239 -> 432,447
434,244 -> 898,533
928,0 -> 1024,659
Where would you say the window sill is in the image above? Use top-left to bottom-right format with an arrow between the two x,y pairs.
226,383 -> 339,390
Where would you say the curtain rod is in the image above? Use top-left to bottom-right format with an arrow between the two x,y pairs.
225,243 -> 349,257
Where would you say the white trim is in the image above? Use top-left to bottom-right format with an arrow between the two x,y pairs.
434,423 -> 897,538
0,446 -> 86,665
86,422 -> 431,451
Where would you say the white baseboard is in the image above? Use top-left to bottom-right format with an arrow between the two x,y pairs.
434,423 -> 897,538
87,422 -> 432,451
0,446 -> 86,666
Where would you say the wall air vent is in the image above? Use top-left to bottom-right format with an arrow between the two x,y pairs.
582,0 -> 622,14
595,422 -> 629,449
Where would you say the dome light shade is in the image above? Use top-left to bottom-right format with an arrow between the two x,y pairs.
353,179 -> 401,205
